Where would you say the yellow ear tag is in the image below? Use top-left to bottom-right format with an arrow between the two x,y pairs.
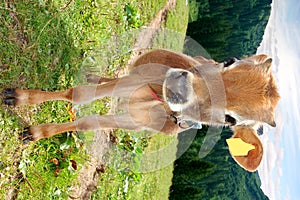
226,138 -> 255,156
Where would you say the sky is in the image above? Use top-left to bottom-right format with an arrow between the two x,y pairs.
256,0 -> 300,199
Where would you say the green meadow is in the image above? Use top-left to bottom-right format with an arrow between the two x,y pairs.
0,0 -> 189,199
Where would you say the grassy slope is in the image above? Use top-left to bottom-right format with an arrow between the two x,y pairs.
92,1 -> 189,199
0,0 -> 189,199
135,2 -> 190,200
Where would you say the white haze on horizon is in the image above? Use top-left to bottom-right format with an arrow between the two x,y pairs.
256,0 -> 300,199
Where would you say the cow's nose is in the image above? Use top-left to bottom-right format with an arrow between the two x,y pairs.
181,71 -> 188,78
174,71 -> 188,79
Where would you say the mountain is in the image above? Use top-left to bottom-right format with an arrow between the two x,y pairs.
170,128 -> 269,200
186,0 -> 272,61
169,0 -> 272,198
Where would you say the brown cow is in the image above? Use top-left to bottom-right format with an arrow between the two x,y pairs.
2,49 -> 280,171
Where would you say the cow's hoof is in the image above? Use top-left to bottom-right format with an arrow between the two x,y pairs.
3,98 -> 16,106
2,88 -> 16,97
19,128 -> 34,144
2,88 -> 17,106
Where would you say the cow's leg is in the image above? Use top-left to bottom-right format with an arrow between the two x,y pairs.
2,75 -> 146,105
2,87 -> 75,106
27,114 -> 141,141
86,74 -> 116,84
2,79 -> 120,105
28,114 -> 182,141
22,106 -> 183,141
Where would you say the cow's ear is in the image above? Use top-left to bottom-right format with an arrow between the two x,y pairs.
247,54 -> 273,74
226,126 -> 263,172
247,54 -> 269,64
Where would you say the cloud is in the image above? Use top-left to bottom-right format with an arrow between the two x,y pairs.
284,187 -> 291,200
256,1 -> 300,200
258,125 -> 284,200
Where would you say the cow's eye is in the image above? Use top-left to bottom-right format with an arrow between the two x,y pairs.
225,114 -> 237,126
223,57 -> 239,68
179,120 -> 202,129
257,125 -> 264,135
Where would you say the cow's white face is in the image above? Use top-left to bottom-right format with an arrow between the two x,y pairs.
163,68 -> 195,112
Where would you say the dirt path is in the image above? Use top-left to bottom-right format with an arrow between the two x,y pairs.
127,0 -> 176,65
68,1 -> 177,199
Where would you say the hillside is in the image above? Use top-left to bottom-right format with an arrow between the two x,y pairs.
169,0 -> 272,199
170,128 -> 269,200
186,0 -> 272,61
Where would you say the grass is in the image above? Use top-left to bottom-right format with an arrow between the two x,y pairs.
132,134 -> 178,200
153,0 -> 189,51
0,0 -> 189,199
92,132 -> 178,200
